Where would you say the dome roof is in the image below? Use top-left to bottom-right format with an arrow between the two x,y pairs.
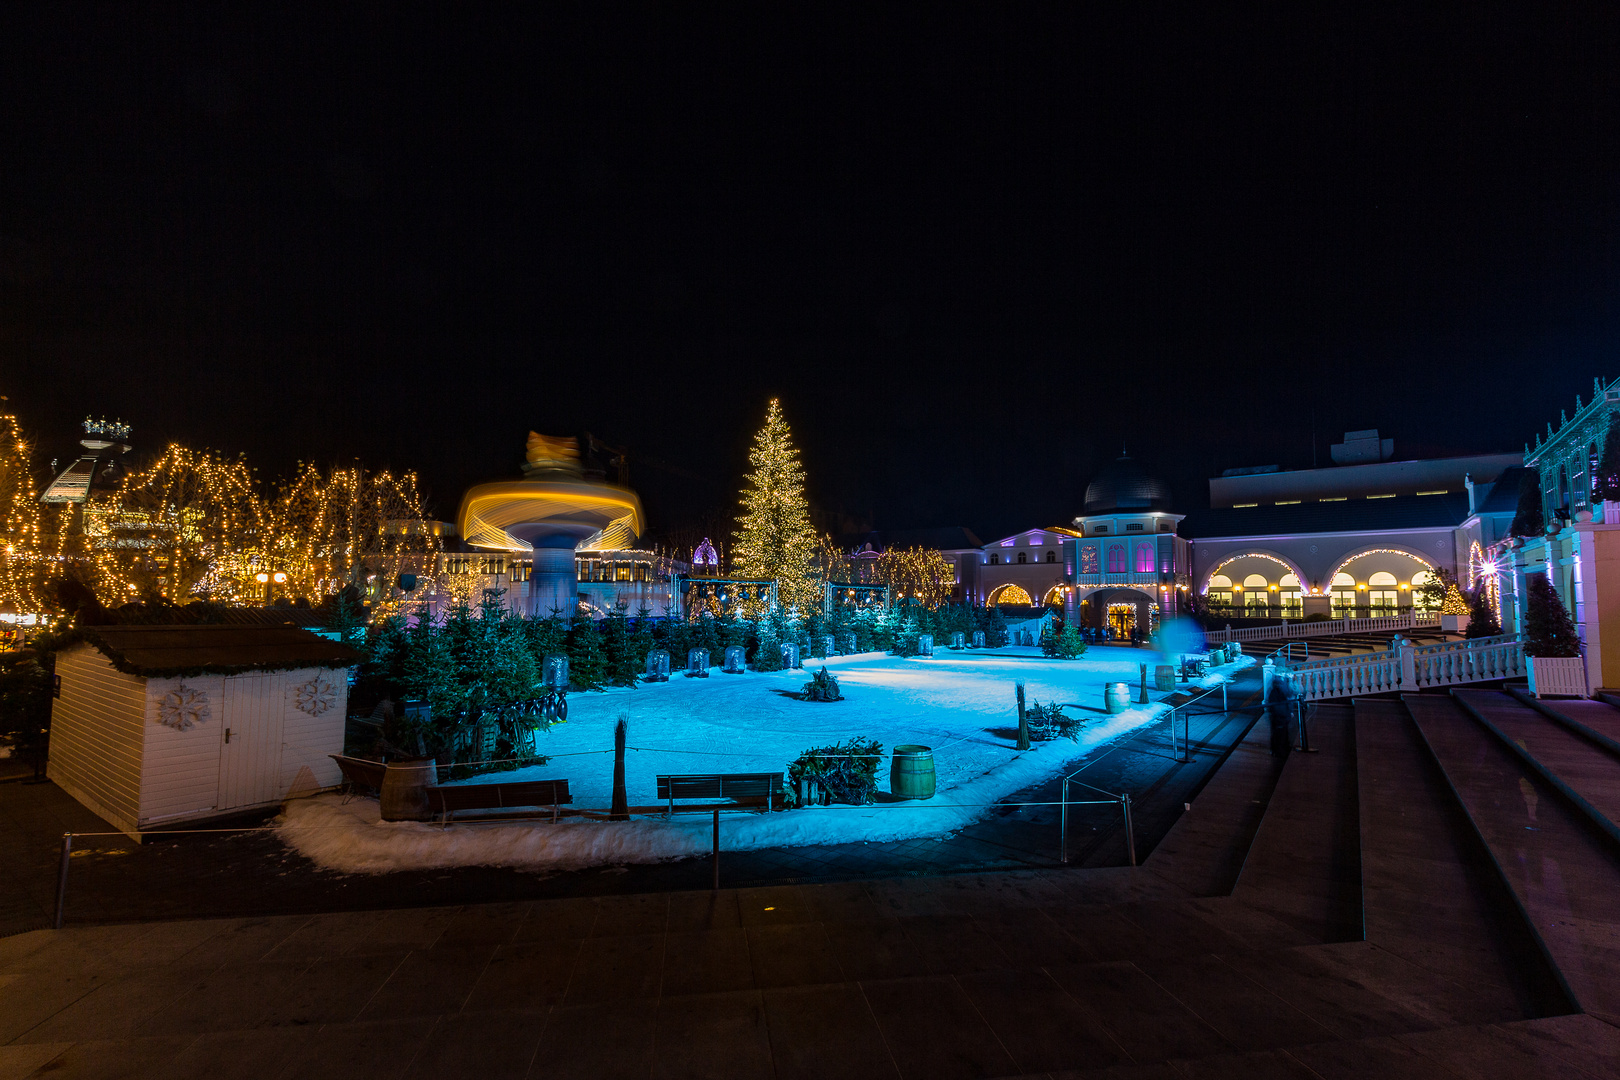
1083,455 -> 1174,514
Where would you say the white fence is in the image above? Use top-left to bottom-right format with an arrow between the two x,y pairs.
1283,634 -> 1526,703
1527,656 -> 1587,698
1206,612 -> 1441,644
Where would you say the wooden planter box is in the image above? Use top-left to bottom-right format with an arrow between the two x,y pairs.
1528,655 -> 1587,698
1440,613 -> 1471,633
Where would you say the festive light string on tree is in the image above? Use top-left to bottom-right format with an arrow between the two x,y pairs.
0,411 -> 49,616
873,546 -> 955,609
88,443 -> 266,605
732,399 -> 821,613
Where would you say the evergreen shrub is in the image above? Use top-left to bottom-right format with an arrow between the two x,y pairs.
1523,574 -> 1581,658
800,666 -> 842,701
786,736 -> 883,806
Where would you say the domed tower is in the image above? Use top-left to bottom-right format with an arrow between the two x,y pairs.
1068,455 -> 1188,634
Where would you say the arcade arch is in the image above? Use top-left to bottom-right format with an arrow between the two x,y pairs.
1201,551 -> 1308,617
987,583 -> 1034,606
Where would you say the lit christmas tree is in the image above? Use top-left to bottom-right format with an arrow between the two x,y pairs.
733,399 -> 821,612
0,410 -> 47,616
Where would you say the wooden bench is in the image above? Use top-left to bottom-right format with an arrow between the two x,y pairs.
426,778 -> 572,823
329,754 -> 387,801
655,773 -> 783,817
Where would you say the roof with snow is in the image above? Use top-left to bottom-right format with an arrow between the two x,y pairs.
72,624 -> 363,678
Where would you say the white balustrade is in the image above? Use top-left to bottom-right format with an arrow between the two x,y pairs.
1284,633 -> 1525,702
1206,612 -> 1440,644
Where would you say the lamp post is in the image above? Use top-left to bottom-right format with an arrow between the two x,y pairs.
255,570 -> 288,605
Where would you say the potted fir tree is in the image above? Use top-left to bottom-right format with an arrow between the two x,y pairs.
1438,583 -> 1471,634
1522,574 -> 1586,698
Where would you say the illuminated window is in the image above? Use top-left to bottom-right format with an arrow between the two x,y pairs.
1411,569 -> 1437,611
1107,544 -> 1126,573
1135,543 -> 1154,573
1080,545 -> 1100,574
1207,575 -> 1233,611
1331,571 -> 1358,617
1279,573 -> 1302,616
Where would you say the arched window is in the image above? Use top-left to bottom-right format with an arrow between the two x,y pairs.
1046,550 -> 1056,563
1331,572 -> 1358,617
1017,551 -> 1026,564
1207,574 -> 1233,611
1367,571 -> 1399,614
1135,543 -> 1154,573
1279,573 -> 1302,616
989,553 -> 999,565
1107,544 -> 1126,573
1411,569 -> 1437,611
1242,574 -> 1270,613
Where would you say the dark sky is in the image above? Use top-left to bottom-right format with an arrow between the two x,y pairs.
5,5 -> 1620,544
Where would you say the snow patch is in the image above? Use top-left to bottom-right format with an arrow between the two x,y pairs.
278,648 -> 1252,874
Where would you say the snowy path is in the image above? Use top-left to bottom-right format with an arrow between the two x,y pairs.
279,646 -> 1253,873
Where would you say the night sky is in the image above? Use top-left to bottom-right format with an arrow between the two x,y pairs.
5,6 -> 1620,545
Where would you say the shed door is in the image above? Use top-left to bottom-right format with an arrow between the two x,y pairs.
218,674 -> 286,810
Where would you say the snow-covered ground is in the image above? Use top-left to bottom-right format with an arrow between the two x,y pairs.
278,646 -> 1253,874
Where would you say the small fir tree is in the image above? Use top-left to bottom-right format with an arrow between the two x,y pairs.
732,399 -> 821,613
1522,574 -> 1581,658
567,613 -> 607,689
752,616 -> 783,671
629,607 -> 657,673
986,605 -> 1010,647
1510,468 -> 1546,537
1439,583 -> 1470,616
692,611 -> 721,666
1464,587 -> 1502,639
601,608 -> 640,686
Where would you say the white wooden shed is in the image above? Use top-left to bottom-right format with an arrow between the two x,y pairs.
48,624 -> 363,837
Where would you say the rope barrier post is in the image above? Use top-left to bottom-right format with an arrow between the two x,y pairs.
1122,795 -> 1137,867
1059,778 -> 1068,864
54,833 -> 72,930
712,808 -> 720,892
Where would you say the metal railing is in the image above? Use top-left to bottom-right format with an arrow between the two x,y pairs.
1205,612 -> 1441,644
1283,633 -> 1524,702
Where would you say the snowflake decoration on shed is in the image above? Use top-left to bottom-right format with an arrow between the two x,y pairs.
157,685 -> 211,732
295,674 -> 338,717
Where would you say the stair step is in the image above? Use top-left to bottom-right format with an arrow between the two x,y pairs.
1354,697 -> 1567,1022
1510,688 -> 1620,755
1454,689 -> 1620,846
1144,709 -> 1282,896
1404,693 -> 1613,1022
1230,703 -> 1362,943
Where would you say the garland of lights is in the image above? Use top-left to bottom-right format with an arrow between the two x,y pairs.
1200,552 -> 1307,594
1321,547 -> 1436,590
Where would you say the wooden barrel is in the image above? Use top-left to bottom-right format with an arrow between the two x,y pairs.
1154,665 -> 1176,691
1209,646 -> 1226,665
380,758 -> 436,821
890,745 -> 936,800
1103,683 -> 1131,714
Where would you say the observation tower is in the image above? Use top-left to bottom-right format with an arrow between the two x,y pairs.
456,433 -> 644,616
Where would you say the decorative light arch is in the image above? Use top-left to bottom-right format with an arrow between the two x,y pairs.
987,583 -> 1034,606
1323,547 -> 1436,588
1043,584 -> 1068,606
1201,551 -> 1308,595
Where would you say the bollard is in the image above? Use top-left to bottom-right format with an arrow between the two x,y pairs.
1122,794 -> 1137,867
54,833 -> 72,929
1059,778 -> 1068,864
1138,663 -> 1149,705
712,808 -> 721,891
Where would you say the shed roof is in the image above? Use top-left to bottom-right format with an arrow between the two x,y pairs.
73,624 -> 363,679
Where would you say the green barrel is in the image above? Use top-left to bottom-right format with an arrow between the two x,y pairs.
1104,683 -> 1131,714
890,745 -> 936,800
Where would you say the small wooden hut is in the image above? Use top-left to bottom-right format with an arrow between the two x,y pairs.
48,624 -> 363,836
